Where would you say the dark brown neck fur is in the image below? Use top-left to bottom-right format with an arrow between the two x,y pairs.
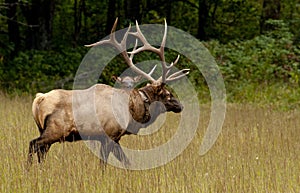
129,89 -> 151,123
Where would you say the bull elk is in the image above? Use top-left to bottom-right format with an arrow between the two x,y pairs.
27,18 -> 190,167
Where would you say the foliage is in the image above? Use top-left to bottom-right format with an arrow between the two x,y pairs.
0,47 -> 87,93
206,20 -> 300,86
0,0 -> 300,103
208,0 -> 261,41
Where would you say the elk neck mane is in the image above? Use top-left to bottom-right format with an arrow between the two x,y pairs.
128,88 -> 152,124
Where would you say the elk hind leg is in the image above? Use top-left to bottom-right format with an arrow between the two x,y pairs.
27,138 -> 37,166
27,136 -> 52,165
37,143 -> 51,163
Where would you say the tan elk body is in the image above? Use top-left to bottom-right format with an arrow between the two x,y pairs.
27,18 -> 189,167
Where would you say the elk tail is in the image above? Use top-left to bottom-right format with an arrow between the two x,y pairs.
32,93 -> 46,134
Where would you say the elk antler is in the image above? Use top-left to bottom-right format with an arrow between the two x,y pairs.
85,18 -> 156,83
128,20 -> 189,83
85,18 -> 189,84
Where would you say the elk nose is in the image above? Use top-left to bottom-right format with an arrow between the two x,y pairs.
172,103 -> 184,113
179,103 -> 184,112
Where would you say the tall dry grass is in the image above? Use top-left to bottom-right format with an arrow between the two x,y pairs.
0,93 -> 299,192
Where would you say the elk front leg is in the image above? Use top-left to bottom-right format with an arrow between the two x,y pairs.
99,135 -> 113,165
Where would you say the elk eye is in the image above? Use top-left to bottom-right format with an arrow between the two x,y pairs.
166,92 -> 171,100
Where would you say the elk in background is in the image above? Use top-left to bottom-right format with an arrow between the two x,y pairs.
112,65 -> 156,91
112,75 -> 141,90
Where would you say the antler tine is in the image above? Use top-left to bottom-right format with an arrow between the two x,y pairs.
129,39 -> 157,79
129,39 -> 138,61
160,19 -> 167,51
128,19 -> 169,83
165,69 -> 190,82
164,55 -> 180,79
171,55 -> 180,67
84,18 -> 156,83
120,24 -> 131,50
160,19 -> 168,83
128,21 -> 160,55
85,18 -> 189,84
111,17 -> 119,34
148,65 -> 157,76
85,18 -> 119,48
158,21 -> 190,84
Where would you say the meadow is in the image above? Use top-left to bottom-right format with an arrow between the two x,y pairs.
0,92 -> 299,193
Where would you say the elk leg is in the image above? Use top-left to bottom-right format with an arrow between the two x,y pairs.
112,141 -> 130,167
99,137 -> 112,164
28,138 -> 46,162
28,137 -> 52,164
37,143 -> 51,163
27,138 -> 37,166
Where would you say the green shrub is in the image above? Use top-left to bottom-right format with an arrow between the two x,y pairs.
0,47 -> 87,93
1,19 -> 299,107
206,20 -> 300,86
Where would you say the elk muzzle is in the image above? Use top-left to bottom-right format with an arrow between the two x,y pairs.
164,98 -> 183,113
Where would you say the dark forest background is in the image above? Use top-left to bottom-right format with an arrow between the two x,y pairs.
0,0 -> 300,105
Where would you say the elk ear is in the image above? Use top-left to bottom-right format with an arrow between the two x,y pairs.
112,76 -> 122,83
133,75 -> 142,82
156,83 -> 165,95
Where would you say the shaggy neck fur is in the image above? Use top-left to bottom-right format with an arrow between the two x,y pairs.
129,89 -> 151,123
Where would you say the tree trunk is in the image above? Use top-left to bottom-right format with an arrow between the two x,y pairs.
260,0 -> 281,33
125,0 -> 141,23
105,0 -> 116,35
73,0 -> 87,46
197,0 -> 209,40
166,0 -> 172,25
5,0 -> 20,56
21,0 -> 55,50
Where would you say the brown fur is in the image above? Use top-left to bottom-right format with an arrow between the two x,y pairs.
27,83 -> 183,167
129,89 -> 149,123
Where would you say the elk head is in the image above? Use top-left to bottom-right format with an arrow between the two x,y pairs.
138,82 -> 183,113
112,65 -> 156,90
112,75 -> 141,89
86,18 -> 189,121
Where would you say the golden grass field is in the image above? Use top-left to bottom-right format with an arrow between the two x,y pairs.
0,92 -> 299,192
